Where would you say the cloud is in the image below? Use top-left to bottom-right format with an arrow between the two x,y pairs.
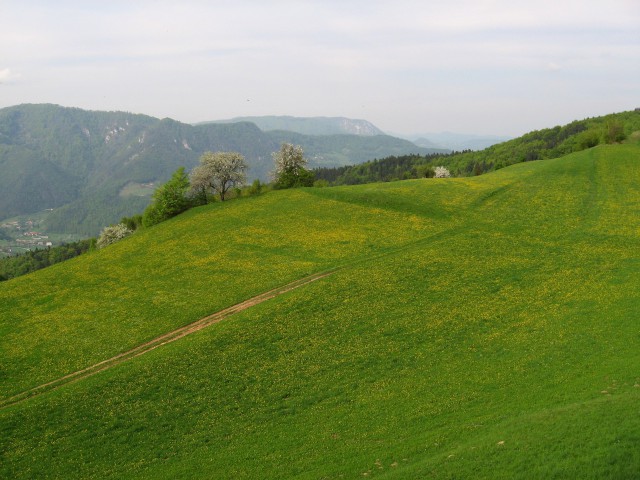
0,68 -> 20,84
0,1 -> 638,135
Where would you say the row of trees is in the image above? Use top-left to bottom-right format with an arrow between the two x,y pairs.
139,142 -> 313,229
313,152 -> 462,185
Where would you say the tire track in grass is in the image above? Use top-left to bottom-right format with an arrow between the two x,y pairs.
0,269 -> 337,410
1,224 -> 472,410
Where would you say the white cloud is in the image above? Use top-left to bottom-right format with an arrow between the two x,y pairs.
0,68 -> 20,84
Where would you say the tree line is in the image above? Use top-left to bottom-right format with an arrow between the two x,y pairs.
314,111 -> 640,185
0,239 -> 96,281
139,142 -> 314,229
313,151 -> 468,185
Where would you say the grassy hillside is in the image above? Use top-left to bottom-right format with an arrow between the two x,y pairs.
1,144 -> 639,478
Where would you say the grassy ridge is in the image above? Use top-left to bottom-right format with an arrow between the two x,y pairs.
1,145 -> 639,478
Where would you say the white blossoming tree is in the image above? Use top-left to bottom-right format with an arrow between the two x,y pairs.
190,151 -> 247,201
271,143 -> 314,189
97,223 -> 133,249
434,166 -> 452,178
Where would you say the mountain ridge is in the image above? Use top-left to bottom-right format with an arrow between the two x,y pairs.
197,115 -> 386,136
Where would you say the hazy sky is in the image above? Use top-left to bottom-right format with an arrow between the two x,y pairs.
1,0 -> 638,136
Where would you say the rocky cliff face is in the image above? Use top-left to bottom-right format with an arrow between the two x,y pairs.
337,118 -> 384,136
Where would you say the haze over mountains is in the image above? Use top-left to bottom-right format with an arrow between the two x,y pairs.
200,115 -> 386,137
205,116 -> 511,150
408,132 -> 513,151
0,104 -> 446,236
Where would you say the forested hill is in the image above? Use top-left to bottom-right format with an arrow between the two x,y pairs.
0,104 -> 440,236
315,110 -> 640,185
0,104 -> 275,234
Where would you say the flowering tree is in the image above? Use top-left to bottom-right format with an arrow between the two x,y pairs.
190,151 -> 247,201
97,223 -> 132,249
434,166 -> 452,178
271,143 -> 314,189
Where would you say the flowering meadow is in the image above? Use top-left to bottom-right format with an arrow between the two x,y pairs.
1,144 -> 639,478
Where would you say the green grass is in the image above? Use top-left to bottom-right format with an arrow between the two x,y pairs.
1,144 -> 639,478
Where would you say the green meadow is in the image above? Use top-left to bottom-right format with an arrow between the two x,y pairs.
1,144 -> 639,478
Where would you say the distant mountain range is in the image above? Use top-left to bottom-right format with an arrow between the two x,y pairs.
198,115 -> 386,136
402,132 -> 512,151
0,104 -> 445,236
204,116 -> 511,150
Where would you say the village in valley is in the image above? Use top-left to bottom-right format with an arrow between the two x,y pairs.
0,219 -> 53,257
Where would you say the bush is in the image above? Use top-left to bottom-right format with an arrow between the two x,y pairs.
120,214 -> 143,231
419,165 -> 435,178
575,129 -> 601,150
603,120 -> 626,144
97,223 -> 133,249
248,179 -> 263,195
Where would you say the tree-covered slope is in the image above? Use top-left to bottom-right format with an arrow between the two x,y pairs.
0,105 -> 276,235
316,109 -> 640,184
1,143 -> 639,478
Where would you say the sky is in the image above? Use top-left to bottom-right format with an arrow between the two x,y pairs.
1,0 -> 639,137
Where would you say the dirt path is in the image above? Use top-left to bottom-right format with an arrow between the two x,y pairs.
0,270 -> 336,409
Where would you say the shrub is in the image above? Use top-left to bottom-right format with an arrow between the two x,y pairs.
575,129 -> 601,150
248,179 -> 263,195
97,223 -> 133,249
603,120 -> 626,144
120,214 -> 143,231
